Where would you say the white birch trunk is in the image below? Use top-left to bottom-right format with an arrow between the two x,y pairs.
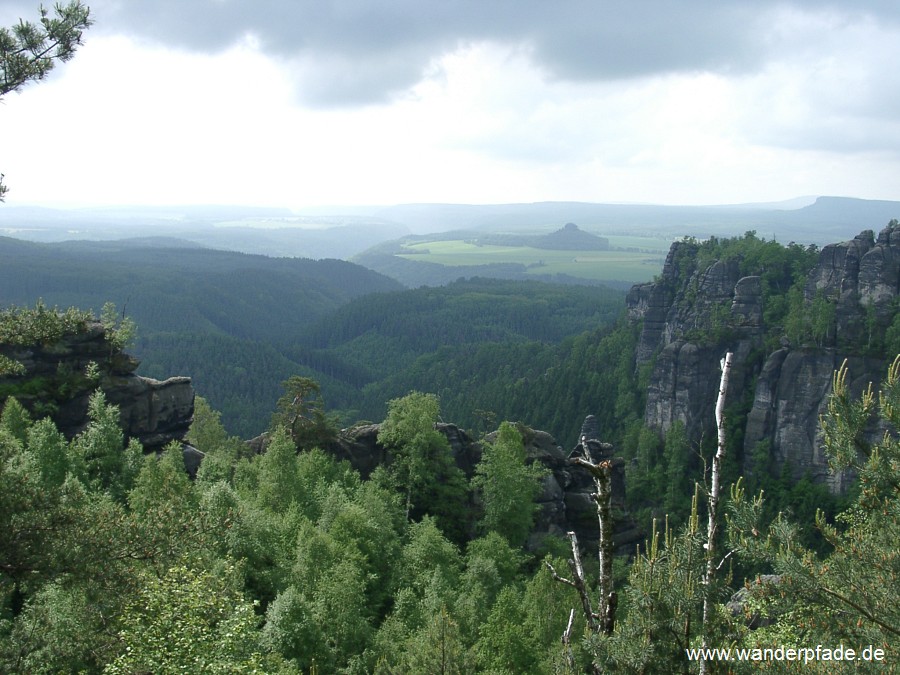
700,351 -> 733,674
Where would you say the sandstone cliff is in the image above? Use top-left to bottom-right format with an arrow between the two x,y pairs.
0,319 -> 194,450
627,221 -> 899,492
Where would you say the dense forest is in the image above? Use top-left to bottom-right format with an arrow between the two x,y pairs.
0,235 -> 628,438
0,236 -> 409,437
1,299 -> 898,673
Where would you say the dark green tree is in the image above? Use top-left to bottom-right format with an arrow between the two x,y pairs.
270,375 -> 337,449
662,421 -> 692,523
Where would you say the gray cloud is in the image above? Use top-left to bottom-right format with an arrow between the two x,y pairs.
62,0 -> 889,106
4,0 -> 898,107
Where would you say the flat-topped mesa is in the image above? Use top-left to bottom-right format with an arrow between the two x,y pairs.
0,318 -> 194,451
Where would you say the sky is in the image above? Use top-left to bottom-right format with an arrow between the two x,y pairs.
2,0 -> 900,210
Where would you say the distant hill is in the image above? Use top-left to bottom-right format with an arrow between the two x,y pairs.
535,223 -> 609,250
350,197 -> 900,287
473,222 -> 609,251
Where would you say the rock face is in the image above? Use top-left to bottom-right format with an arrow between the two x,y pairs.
329,417 -> 642,553
742,349 -> 884,492
630,239 -> 764,446
0,320 -> 194,450
627,221 -> 900,492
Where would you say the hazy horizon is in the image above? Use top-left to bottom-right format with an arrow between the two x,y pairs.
2,1 -> 899,210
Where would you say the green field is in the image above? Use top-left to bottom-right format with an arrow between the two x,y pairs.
396,234 -> 671,283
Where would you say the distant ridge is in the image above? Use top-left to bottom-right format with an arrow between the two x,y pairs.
370,196 -> 900,243
2,196 -> 898,249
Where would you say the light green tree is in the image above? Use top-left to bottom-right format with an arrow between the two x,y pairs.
472,421 -> 545,547
0,396 -> 32,444
123,442 -> 211,583
379,391 -> 446,519
103,565 -> 274,674
401,605 -> 473,675
72,391 -> 143,499
378,391 -> 468,538
271,517 -> 374,671
397,515 -> 462,601
99,301 -> 136,352
262,584 -> 321,670
0,401 -> 142,672
190,396 -> 246,484
475,585 -> 544,673
255,426 -> 303,512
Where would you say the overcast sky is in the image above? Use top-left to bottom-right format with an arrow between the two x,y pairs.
2,0 -> 900,209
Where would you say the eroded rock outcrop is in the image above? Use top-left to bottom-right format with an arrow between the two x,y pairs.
329,417 -> 642,553
0,320 -> 194,450
628,221 -> 900,493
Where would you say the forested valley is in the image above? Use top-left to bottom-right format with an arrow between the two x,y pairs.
2,224 -> 900,673
0,235 -> 628,440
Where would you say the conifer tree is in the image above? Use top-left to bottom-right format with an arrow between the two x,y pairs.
729,356 -> 900,664
1,1 -> 92,200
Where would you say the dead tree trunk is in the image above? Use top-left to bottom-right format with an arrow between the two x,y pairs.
546,437 -> 618,640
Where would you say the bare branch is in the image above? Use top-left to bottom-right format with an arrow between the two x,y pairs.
544,560 -> 575,589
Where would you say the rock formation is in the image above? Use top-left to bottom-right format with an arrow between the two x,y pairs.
627,221 -> 900,493
329,416 -> 642,554
0,320 -> 194,450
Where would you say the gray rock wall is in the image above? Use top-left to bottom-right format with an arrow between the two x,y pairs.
628,221 -> 900,493
742,349 -> 884,491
